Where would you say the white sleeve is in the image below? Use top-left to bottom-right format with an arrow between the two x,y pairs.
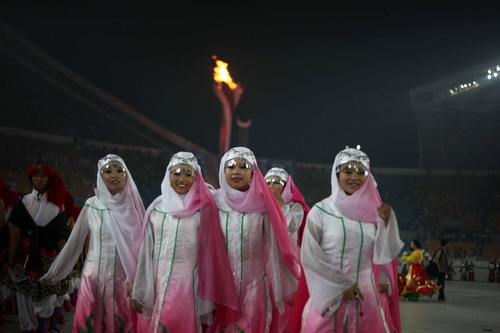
284,203 -> 304,235
40,205 -> 90,284
301,212 -> 354,315
264,213 -> 299,314
373,208 -> 404,265
131,217 -> 156,320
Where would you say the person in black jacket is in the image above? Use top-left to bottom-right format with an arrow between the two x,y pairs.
436,239 -> 450,301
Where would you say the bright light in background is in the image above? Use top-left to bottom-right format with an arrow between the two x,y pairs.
449,80 -> 479,95
485,64 -> 500,81
449,64 -> 500,96
213,56 -> 238,90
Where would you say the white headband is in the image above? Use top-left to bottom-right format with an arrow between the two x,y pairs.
265,167 -> 289,182
167,152 -> 200,172
98,154 -> 127,172
334,145 -> 370,172
222,147 -> 257,165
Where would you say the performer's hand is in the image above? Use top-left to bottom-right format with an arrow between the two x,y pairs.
131,299 -> 143,314
377,204 -> 392,226
343,283 -> 364,301
67,217 -> 75,231
379,284 -> 389,294
271,187 -> 285,207
126,281 -> 132,298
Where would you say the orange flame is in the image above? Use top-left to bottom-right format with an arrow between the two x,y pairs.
213,57 -> 238,90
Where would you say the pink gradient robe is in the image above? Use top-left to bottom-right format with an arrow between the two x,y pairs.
135,209 -> 203,332
300,199 -> 403,333
41,197 -> 138,333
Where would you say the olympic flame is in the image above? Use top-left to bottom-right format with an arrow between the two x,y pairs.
213,57 -> 238,90
212,56 -> 244,155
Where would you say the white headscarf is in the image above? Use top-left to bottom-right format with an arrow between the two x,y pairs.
217,147 -> 267,213
96,154 -> 146,284
265,168 -> 289,182
329,146 -> 380,223
156,152 -> 201,217
331,146 -> 370,201
265,167 -> 292,202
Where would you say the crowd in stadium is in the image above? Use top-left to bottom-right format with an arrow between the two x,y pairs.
2,133 -> 499,252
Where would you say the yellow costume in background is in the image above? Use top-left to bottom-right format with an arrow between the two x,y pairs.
400,249 -> 440,301
403,249 -> 423,265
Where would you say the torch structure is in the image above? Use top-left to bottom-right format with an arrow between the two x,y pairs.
213,57 -> 244,155
236,117 -> 252,147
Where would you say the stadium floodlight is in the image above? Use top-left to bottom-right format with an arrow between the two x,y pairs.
449,80 -> 481,96
443,61 -> 500,98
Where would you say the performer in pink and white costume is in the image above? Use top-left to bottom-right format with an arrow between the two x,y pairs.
132,152 -> 239,333
300,146 -> 403,333
41,154 -> 146,332
208,147 -> 300,333
264,168 -> 309,245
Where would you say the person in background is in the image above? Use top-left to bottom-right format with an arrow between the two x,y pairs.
435,239 -> 449,301
265,167 -> 309,245
1,162 -> 70,333
399,239 -> 440,302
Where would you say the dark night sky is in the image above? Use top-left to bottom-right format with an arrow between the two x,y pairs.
2,1 -> 500,167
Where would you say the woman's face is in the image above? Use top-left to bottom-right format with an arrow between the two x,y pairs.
169,164 -> 196,194
32,170 -> 50,192
337,162 -> 368,195
224,158 -> 253,191
101,162 -> 127,196
410,241 -> 415,250
266,176 -> 285,194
